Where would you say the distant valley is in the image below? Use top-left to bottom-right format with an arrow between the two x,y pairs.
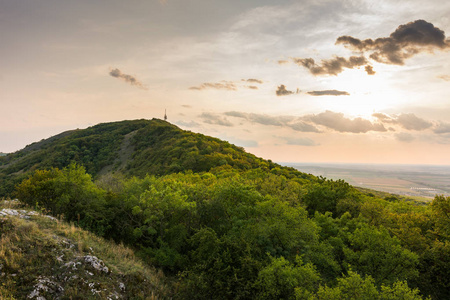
288,162 -> 450,199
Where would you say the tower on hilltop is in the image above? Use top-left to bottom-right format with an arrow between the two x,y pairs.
164,109 -> 167,121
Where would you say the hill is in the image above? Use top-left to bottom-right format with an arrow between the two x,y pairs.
0,199 -> 172,299
1,120 -> 448,299
0,119 -> 312,196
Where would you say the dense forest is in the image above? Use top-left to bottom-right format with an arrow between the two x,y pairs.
1,120 -> 449,299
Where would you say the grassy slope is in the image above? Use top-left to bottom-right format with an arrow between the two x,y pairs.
0,199 -> 172,299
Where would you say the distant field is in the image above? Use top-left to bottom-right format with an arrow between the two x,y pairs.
285,163 -> 450,199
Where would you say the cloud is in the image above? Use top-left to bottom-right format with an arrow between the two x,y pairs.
395,132 -> 415,142
336,20 -> 450,65
226,138 -> 258,148
175,120 -> 201,128
276,84 -> 296,96
289,121 -> 321,133
109,68 -> 147,90
182,104 -> 192,108
433,122 -> 450,134
189,81 -> 237,91
307,90 -> 350,96
365,65 -> 376,75
199,112 -> 233,127
373,113 -> 432,131
372,113 -> 392,122
242,78 -> 263,84
225,111 -> 320,132
292,56 -> 367,76
305,110 -> 387,133
278,60 -> 289,65
396,113 -> 433,130
226,111 -> 390,133
437,75 -> 450,81
278,136 -> 319,146
190,79 -> 263,91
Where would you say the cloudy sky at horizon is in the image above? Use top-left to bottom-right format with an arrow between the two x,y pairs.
1,0 -> 450,165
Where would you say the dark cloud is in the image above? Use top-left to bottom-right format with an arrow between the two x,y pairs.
189,81 -> 237,91
292,56 -> 367,76
199,112 -> 233,127
305,110 -> 387,133
242,78 -> 263,84
365,65 -> 376,75
278,136 -> 318,146
109,68 -> 147,90
395,132 -> 415,142
307,90 -> 350,96
372,112 -> 433,131
276,84 -> 296,96
246,85 -> 259,90
336,20 -> 450,65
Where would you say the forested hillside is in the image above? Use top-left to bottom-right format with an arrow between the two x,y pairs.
1,119 -> 449,299
0,119 -> 311,196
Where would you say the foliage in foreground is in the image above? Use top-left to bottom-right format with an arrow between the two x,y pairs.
12,163 -> 450,299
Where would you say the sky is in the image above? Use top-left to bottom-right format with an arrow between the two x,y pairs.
1,0 -> 450,165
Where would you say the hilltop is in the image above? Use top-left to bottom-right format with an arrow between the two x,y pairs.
0,119 -> 312,196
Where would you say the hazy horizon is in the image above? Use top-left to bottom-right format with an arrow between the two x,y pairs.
2,0 -> 450,165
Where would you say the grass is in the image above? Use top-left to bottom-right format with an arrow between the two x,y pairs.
0,199 -> 173,299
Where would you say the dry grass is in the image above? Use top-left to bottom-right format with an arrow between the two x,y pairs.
0,200 -> 173,299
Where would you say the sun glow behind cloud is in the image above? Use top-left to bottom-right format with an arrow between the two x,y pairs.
312,66 -> 412,119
